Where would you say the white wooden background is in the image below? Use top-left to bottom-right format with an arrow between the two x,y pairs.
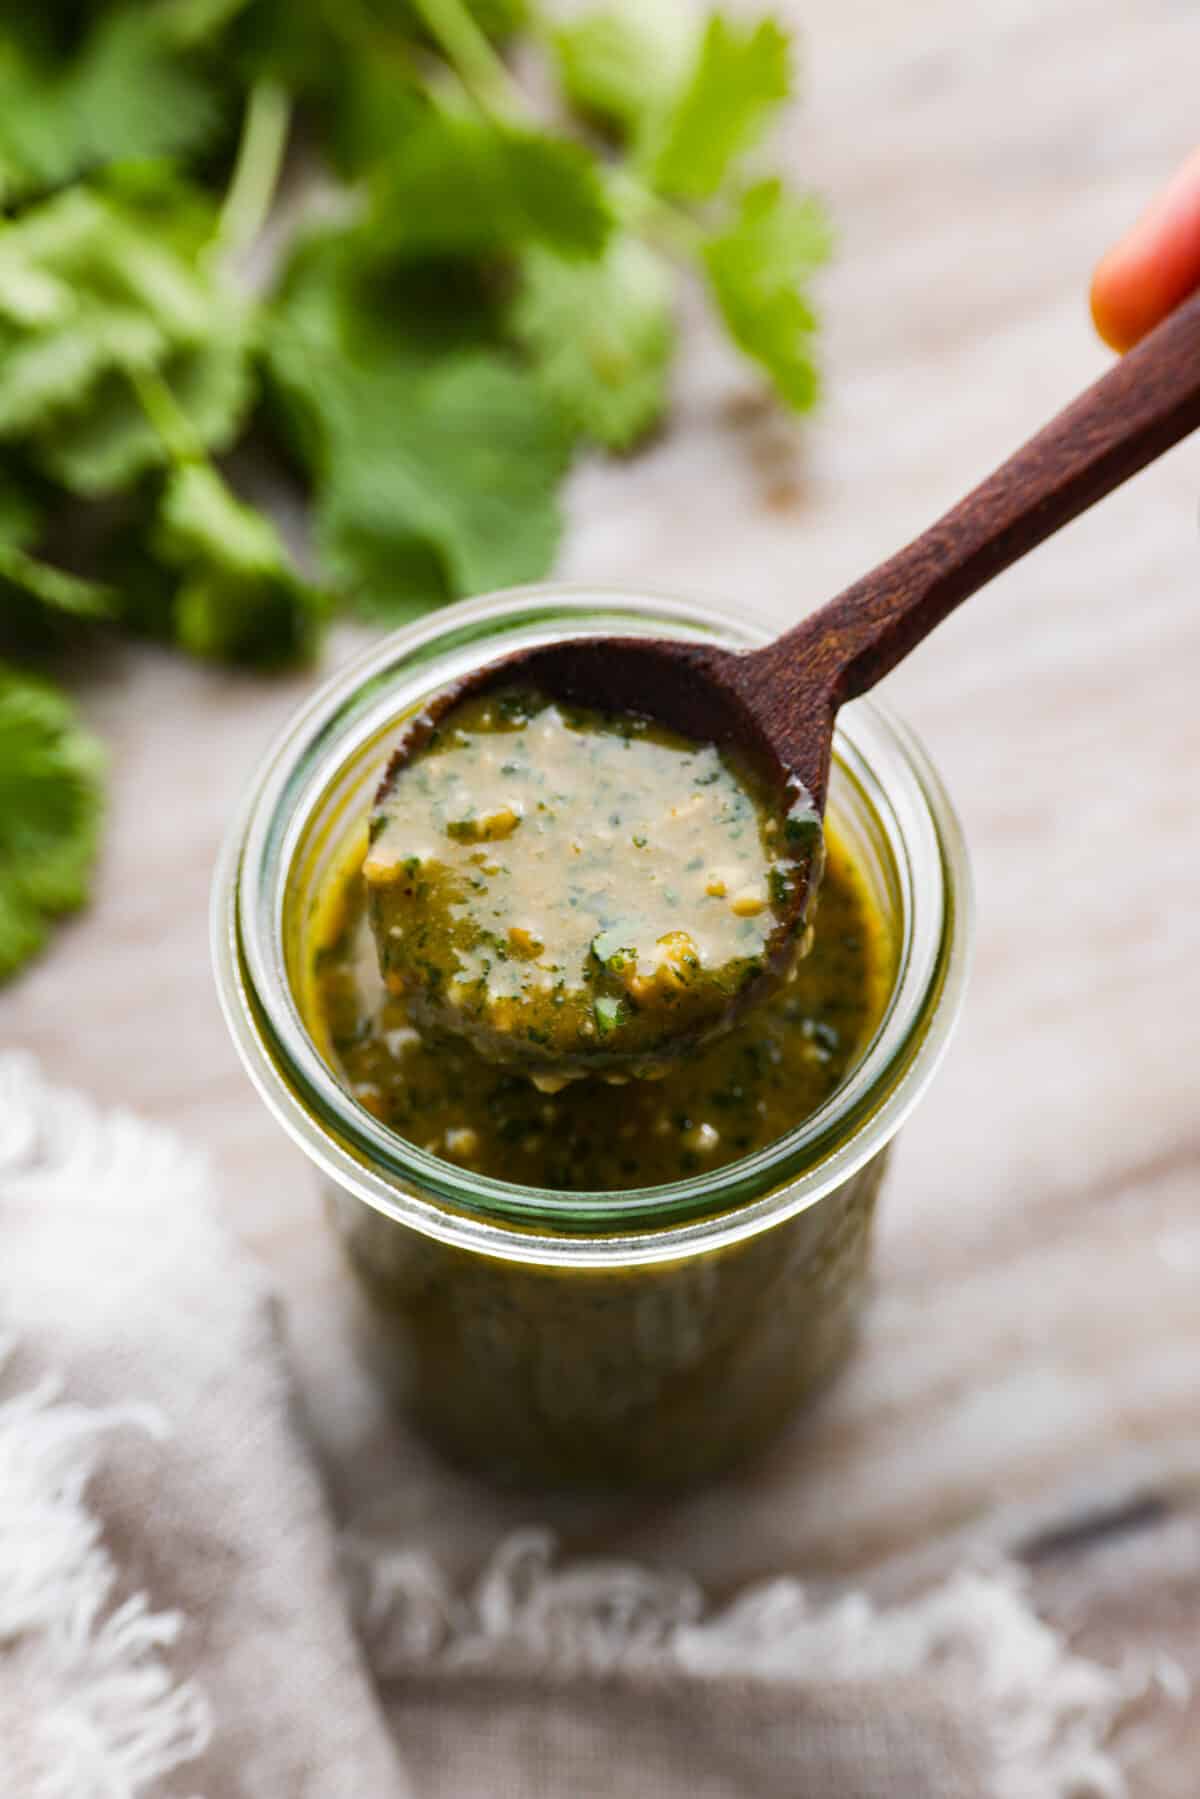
5,1 -> 1199,1787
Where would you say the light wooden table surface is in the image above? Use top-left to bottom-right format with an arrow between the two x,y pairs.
6,1 -> 1199,1787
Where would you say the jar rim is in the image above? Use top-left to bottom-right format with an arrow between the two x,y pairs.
212,585 -> 973,1267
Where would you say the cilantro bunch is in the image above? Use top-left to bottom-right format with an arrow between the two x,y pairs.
0,0 -> 830,976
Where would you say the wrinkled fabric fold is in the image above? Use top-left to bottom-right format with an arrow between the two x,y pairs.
0,1053 -> 1132,1798
0,1053 -> 407,1799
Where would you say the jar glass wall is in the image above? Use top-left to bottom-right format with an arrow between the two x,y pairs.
213,588 -> 972,1486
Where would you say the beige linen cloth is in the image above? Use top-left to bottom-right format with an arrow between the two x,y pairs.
0,1052 -> 1139,1798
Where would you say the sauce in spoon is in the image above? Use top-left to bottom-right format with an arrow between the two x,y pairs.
365,685 -> 820,1087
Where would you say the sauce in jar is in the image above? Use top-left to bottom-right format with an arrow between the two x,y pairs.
303,824 -> 891,1190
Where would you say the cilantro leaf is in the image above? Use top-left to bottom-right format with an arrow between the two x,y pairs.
0,662 -> 104,981
649,14 -> 791,202
144,462 -> 327,667
0,0 -> 241,207
267,224 -> 569,615
0,186 -> 253,496
324,58 -> 428,178
314,353 -> 571,617
370,112 -> 613,260
704,179 -> 831,408
551,3 -> 695,144
510,240 -> 674,451
271,224 -> 503,373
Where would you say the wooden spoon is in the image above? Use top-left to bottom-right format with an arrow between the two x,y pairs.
374,286 -> 1200,1074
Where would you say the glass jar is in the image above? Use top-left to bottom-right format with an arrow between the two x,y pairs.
213,587 -> 972,1488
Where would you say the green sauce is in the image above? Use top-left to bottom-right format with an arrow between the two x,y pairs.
302,795 -> 896,1483
363,688 -> 819,1086
305,826 -> 891,1191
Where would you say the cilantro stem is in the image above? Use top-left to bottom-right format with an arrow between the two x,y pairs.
408,0 -> 523,118
0,544 -> 115,620
127,365 -> 206,466
607,168 -> 705,261
213,79 -> 291,267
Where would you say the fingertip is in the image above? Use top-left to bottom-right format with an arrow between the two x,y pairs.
1092,146 -> 1200,352
1090,253 -> 1140,353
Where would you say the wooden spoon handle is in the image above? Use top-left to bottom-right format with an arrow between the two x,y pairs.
761,285 -> 1200,706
